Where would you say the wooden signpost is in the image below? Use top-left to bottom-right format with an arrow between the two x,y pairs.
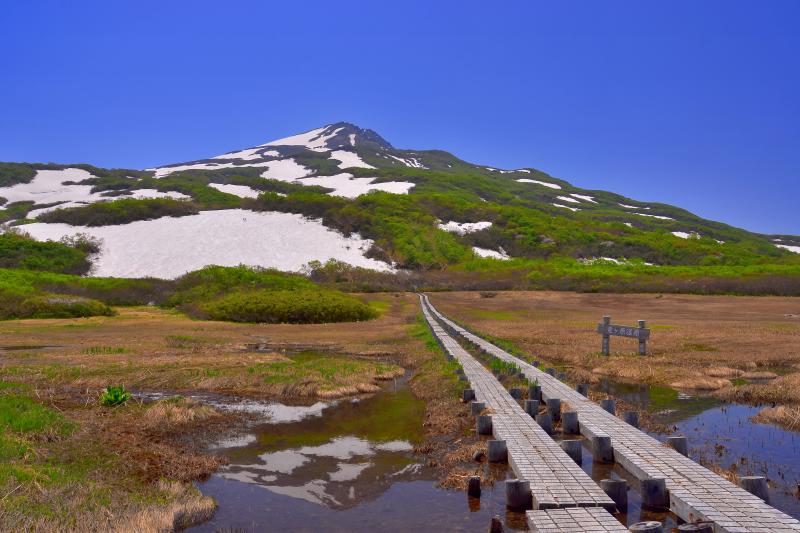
597,315 -> 650,356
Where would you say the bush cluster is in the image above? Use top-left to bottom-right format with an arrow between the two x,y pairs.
198,289 -> 378,324
36,198 -> 198,226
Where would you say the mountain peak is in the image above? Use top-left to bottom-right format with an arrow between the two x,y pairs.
262,122 -> 393,152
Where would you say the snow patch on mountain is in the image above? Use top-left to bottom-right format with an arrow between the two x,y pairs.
672,231 -> 700,239
386,154 -> 427,169
570,194 -> 597,203
0,168 -> 106,205
212,147 -> 280,161
438,221 -> 492,235
777,244 -> 800,254
130,189 -> 190,200
264,126 -> 343,152
330,150 -> 375,169
208,183 -> 261,198
556,195 -> 580,204
517,178 -> 562,190
635,213 -> 674,221
619,203 -> 650,210
260,159 -> 312,181
299,174 -> 414,198
22,209 -> 392,278
472,246 -> 509,260
553,203 -> 580,212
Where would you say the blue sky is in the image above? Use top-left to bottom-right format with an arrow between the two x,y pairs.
1,1 -> 798,234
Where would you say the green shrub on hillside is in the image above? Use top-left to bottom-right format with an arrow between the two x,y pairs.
36,198 -> 198,226
166,265 -> 316,307
198,289 -> 378,324
0,231 -> 92,275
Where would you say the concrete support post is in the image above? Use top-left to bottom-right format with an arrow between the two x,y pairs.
487,440 -> 508,463
623,411 -> 640,428
528,384 -> 542,401
576,383 -> 589,397
740,476 -> 770,503
471,401 -> 485,416
546,398 -> 561,422
524,399 -> 539,418
560,440 -> 582,464
505,479 -> 532,510
509,387 -> 522,400
561,411 -> 579,434
477,414 -> 493,435
641,478 -> 669,510
536,413 -> 553,435
667,436 -> 688,456
591,435 -> 614,463
600,398 -> 616,415
462,388 -> 475,402
600,478 -> 628,512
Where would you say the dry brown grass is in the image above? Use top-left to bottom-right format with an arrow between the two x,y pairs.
718,373 -> 800,405
752,405 -> 800,431
428,291 -> 800,398
111,481 -> 216,533
669,377 -> 731,390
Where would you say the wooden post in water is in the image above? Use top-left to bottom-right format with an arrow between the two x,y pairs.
576,383 -> 589,397
560,440 -> 582,464
509,387 -> 522,400
641,478 -> 669,510
489,515 -> 504,533
561,411 -> 580,434
505,479 -> 532,510
639,320 -> 647,355
602,315 -> 611,356
487,440 -> 508,463
740,476 -> 770,503
462,388 -> 475,402
477,415 -> 493,435
467,475 -> 481,498
471,401 -> 485,416
667,436 -> 688,457
600,478 -> 628,512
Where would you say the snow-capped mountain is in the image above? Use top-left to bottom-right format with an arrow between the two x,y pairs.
0,122 -> 797,279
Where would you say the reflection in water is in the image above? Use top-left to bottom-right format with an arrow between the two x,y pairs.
189,378 -> 529,532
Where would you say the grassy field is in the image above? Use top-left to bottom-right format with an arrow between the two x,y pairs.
427,291 -> 800,408
0,293 -> 478,531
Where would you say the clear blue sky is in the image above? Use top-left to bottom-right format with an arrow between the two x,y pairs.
2,1 -> 798,234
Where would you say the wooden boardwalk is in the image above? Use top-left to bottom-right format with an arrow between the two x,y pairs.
420,296 -> 622,530
423,295 -> 800,533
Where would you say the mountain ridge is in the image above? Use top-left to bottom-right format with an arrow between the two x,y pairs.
0,122 -> 798,279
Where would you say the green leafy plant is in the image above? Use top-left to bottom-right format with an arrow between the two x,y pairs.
99,386 -> 131,407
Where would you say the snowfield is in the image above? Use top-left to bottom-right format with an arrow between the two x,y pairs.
264,126 -> 343,152
0,168 -> 106,205
260,159 -> 312,181
437,221 -> 492,235
21,209 -> 393,278
208,183 -> 261,198
330,150 -> 375,169
299,174 -> 414,198
517,178 -> 562,189
570,194 -> 597,203
635,213 -> 674,221
556,195 -> 580,204
777,244 -> 800,254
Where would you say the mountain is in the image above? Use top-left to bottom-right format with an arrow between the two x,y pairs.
0,122 -> 797,279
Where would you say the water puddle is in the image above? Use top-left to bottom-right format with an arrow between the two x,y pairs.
597,378 -> 800,519
188,376 -> 526,532
0,344 -> 61,352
